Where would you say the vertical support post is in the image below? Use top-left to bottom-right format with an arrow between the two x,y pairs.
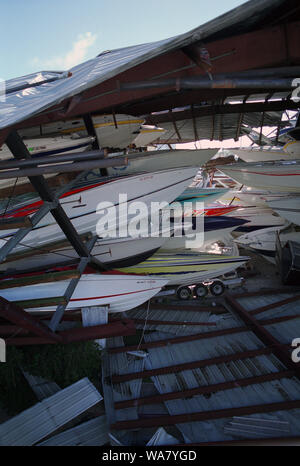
83,113 -> 108,176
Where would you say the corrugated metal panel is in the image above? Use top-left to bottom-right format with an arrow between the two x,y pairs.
142,332 -> 300,442
146,428 -> 179,446
265,319 -> 300,345
37,416 -> 108,446
22,371 -> 60,401
127,307 -> 241,335
0,378 -> 103,446
236,293 -> 297,312
81,306 -> 109,348
0,0 -> 284,131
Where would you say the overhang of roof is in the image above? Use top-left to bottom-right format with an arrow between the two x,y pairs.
1,0 -> 300,139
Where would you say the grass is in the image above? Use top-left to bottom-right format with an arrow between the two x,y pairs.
0,341 -> 102,415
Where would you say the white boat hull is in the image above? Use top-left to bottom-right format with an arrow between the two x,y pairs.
0,136 -> 94,161
235,226 -> 300,260
1,235 -> 169,272
19,114 -> 144,149
132,126 -> 167,147
283,141 -> 300,158
0,136 -> 95,189
119,252 -> 248,286
107,149 -> 216,175
0,274 -> 168,313
218,160 -> 300,193
162,226 -> 240,250
267,197 -> 300,227
232,148 -> 296,163
0,167 -> 197,251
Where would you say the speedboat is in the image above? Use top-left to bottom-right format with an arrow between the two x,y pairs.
0,227 -> 177,273
229,189 -> 292,207
231,147 -> 298,163
118,250 -> 249,286
0,135 -> 95,160
217,160 -> 300,193
107,148 -> 216,175
19,114 -> 144,149
0,271 -> 168,313
227,206 -> 286,234
132,125 -> 167,147
162,216 -> 248,250
234,225 -> 300,263
0,135 -> 95,190
0,166 -> 198,251
267,196 -> 300,226
175,187 -> 229,205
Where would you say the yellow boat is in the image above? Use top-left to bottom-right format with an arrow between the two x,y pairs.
118,250 -> 249,286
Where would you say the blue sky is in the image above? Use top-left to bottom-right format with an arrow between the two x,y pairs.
1,0 -> 246,81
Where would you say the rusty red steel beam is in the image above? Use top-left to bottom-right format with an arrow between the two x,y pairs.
5,320 -> 136,346
111,399 -> 300,431
261,314 -> 300,325
111,346 -> 274,383
225,294 -> 300,379
0,296 -> 63,343
61,320 -> 136,343
249,294 -> 300,316
108,326 -> 248,354
0,325 -> 29,336
129,318 -> 216,327
114,369 -> 295,410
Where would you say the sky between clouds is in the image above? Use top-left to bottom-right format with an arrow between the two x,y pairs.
1,0 -> 287,149
1,0 -> 246,80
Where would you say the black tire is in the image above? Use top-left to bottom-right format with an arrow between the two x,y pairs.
176,286 -> 192,300
210,280 -> 225,296
193,284 -> 208,298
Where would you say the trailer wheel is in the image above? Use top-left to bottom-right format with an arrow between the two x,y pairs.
210,280 -> 225,296
176,286 -> 192,300
193,284 -> 208,298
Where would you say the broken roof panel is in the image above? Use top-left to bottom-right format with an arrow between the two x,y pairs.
0,0 -> 289,133
0,378 -> 102,446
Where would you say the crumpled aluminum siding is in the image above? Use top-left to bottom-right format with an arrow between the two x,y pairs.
143,332 -> 300,442
102,336 -> 151,446
0,0 -> 283,131
37,416 -> 108,446
0,377 -> 103,446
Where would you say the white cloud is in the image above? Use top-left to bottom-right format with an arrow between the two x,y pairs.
31,32 -> 97,70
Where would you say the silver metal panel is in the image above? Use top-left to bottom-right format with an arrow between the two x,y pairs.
0,378 -> 103,446
37,416 -> 108,446
22,371 -> 60,401
0,0 -> 282,131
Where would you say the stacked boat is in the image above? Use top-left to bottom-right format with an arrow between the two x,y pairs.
214,128 -> 300,284
0,117 -> 252,313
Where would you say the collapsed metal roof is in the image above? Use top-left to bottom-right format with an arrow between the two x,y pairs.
102,289 -> 300,446
1,0 -> 299,140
